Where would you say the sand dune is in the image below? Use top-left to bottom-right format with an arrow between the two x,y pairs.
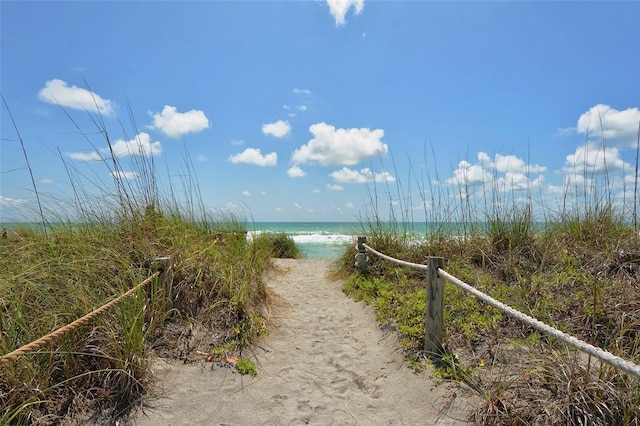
132,258 -> 478,425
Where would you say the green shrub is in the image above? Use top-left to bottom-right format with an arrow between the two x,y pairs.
254,232 -> 301,258
235,358 -> 258,376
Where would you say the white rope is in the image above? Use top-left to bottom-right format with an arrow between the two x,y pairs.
361,243 -> 428,271
438,269 -> 640,379
361,242 -> 640,379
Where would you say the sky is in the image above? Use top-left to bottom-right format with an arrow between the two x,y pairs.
1,1 -> 639,223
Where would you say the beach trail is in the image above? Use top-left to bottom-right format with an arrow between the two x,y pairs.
132,258 -> 478,425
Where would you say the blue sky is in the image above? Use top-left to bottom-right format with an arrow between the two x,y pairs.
1,1 -> 639,222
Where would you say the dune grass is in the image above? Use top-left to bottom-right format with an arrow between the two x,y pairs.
253,232 -> 301,259
337,145 -> 640,424
0,104 -> 279,424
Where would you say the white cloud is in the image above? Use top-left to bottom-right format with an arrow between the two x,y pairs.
447,160 -> 493,187
38,79 -> 115,115
262,120 -> 291,138
327,184 -> 344,191
479,152 -> 546,174
231,139 -> 245,146
296,105 -> 308,111
243,191 -> 251,197
346,202 -> 355,208
326,0 -> 364,26
292,122 -> 388,166
287,166 -> 306,178
330,167 -> 395,184
111,170 -> 139,180
275,207 -> 284,212
39,178 -> 53,184
312,189 -> 321,193
150,105 -> 209,138
68,132 -> 161,162
109,132 -> 162,158
447,153 -> 547,192
196,154 -> 207,162
229,148 -> 277,166
293,88 -> 312,95
225,202 -> 238,209
577,104 -> 640,145
68,151 -> 102,162
497,172 -> 545,192
0,195 -> 27,209
564,141 -> 628,175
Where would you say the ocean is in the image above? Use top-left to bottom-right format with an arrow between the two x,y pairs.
249,221 -> 468,259
250,222 -> 362,259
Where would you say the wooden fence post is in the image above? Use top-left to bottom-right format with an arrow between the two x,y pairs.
151,257 -> 173,311
355,236 -> 369,272
425,256 -> 445,357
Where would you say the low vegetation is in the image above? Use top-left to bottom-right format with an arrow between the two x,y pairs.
0,210 -> 276,424
253,232 -> 301,259
337,206 -> 640,424
0,104 -> 280,424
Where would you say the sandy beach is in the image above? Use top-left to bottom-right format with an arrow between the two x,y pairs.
131,258 -> 478,425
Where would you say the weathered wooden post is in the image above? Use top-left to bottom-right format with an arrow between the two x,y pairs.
425,256 -> 445,357
151,257 -> 173,311
354,236 -> 369,272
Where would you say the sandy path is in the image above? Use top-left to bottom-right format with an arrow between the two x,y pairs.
132,259 -> 477,425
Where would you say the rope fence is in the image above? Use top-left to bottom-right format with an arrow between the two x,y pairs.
1,257 -> 173,364
356,237 -> 640,379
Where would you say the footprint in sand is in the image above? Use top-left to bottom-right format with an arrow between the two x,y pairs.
133,259 -> 479,425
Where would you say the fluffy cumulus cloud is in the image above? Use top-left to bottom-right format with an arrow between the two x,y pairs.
577,104 -> 640,145
68,132 -> 161,161
262,120 -> 291,138
329,167 -> 395,183
287,166 -> 306,178
110,132 -> 163,158
38,79 -> 115,115
229,148 -> 277,167
292,123 -> 388,166
478,152 -> 547,174
564,142 -> 628,175
447,152 -> 546,191
327,184 -> 344,191
150,105 -> 209,138
326,0 -> 364,26
447,160 -> 492,187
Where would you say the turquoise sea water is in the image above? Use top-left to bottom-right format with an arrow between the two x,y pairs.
249,221 -> 475,259
251,222 -> 362,259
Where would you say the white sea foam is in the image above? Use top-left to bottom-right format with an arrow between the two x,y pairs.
248,231 -> 353,245
291,233 -> 353,245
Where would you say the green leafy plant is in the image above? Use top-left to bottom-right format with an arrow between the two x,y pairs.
235,358 -> 258,377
